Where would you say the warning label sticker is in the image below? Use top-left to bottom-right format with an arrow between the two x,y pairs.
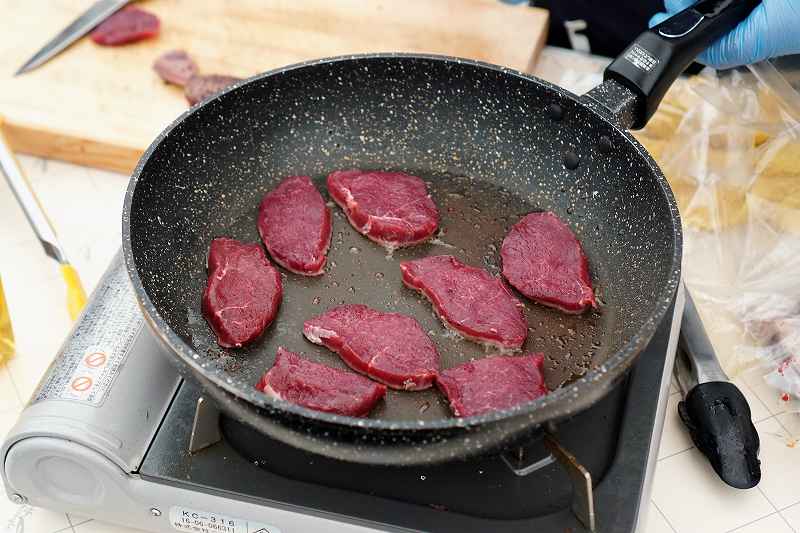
169,506 -> 282,533
52,345 -> 127,405
33,263 -> 143,407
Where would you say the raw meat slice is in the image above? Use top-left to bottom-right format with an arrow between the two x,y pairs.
185,74 -> 242,105
258,176 -> 332,276
437,353 -> 548,417
202,237 -> 282,348
90,7 -> 160,46
501,211 -> 596,314
327,169 -> 439,248
256,347 -> 386,417
153,49 -> 198,86
400,255 -> 527,350
303,304 -> 439,390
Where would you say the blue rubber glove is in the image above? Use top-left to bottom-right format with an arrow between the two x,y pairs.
650,0 -> 800,69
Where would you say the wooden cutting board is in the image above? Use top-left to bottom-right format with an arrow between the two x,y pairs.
0,0 -> 548,174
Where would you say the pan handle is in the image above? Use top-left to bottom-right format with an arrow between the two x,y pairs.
602,0 -> 760,129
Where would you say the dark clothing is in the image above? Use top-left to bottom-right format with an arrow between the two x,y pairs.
533,0 -> 663,58
533,1 -> 704,73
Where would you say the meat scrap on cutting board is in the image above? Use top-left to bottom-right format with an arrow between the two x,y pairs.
90,7 -> 160,46
153,50 -> 199,86
303,304 -> 439,390
258,176 -> 332,276
501,211 -> 597,314
256,347 -> 386,417
437,354 -> 549,417
151,49 -> 241,104
202,238 -> 282,348
400,255 -> 527,350
327,169 -> 439,248
185,74 -> 243,105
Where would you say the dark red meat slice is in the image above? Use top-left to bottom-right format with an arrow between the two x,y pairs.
256,347 -> 386,417
258,176 -> 332,276
501,211 -> 596,314
153,49 -> 199,86
327,169 -> 439,248
185,74 -> 242,105
437,353 -> 548,417
90,7 -> 160,46
202,238 -> 282,348
303,304 -> 439,390
400,255 -> 527,350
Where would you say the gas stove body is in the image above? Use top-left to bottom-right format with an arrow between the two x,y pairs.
1,254 -> 683,533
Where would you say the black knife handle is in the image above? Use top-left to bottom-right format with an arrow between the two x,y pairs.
679,381 -> 761,489
605,0 -> 760,129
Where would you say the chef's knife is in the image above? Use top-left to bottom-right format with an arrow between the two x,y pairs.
675,287 -> 761,489
0,117 -> 87,321
15,0 -> 131,76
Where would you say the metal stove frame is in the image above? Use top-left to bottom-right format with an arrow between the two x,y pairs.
0,253 -> 682,533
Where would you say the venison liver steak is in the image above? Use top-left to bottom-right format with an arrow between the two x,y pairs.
153,49 -> 198,86
257,347 -> 386,417
303,304 -> 439,390
90,7 -> 160,46
437,353 -> 548,417
258,175 -> 332,276
202,238 -> 282,348
400,255 -> 527,350
327,169 -> 439,248
501,211 -> 597,314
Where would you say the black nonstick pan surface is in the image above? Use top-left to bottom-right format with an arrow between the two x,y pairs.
123,2 -> 758,465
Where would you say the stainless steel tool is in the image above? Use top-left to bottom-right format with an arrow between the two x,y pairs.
15,0 -> 131,75
0,118 -> 87,320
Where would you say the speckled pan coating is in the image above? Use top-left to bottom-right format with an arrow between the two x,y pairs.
122,53 -> 681,465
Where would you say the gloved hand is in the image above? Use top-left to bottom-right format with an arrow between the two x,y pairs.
650,0 -> 800,69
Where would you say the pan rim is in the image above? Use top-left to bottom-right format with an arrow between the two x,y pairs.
122,52 -> 683,432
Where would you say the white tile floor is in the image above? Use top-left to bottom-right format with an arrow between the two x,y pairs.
649,378 -> 800,533
2,155 -> 800,533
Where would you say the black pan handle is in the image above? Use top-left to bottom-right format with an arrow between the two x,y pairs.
605,0 -> 760,129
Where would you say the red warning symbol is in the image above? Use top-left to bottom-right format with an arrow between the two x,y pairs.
71,376 -> 93,392
84,351 -> 107,368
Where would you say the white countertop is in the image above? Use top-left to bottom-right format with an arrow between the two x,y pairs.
2,47 -> 800,533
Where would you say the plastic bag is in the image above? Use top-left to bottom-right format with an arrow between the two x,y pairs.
535,49 -> 800,406
635,59 -> 800,406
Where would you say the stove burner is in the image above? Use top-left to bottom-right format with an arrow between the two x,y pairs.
217,380 -> 625,521
136,299 -> 675,532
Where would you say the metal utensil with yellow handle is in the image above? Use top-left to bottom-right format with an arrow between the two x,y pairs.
0,117 -> 86,321
0,276 -> 14,364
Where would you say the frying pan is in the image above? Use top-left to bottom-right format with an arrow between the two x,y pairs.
123,0 -> 758,465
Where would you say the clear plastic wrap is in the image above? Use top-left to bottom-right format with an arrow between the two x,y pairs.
636,58 -> 800,406
535,49 -> 800,406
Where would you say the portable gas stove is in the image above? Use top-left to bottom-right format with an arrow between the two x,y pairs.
1,253 -> 682,533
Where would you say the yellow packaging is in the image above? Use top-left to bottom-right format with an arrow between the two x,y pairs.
0,276 -> 14,364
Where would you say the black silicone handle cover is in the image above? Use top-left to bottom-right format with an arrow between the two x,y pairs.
678,381 -> 761,489
605,0 -> 760,129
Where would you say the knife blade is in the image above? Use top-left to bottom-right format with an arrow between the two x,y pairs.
15,0 -> 132,76
0,122 -> 64,262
